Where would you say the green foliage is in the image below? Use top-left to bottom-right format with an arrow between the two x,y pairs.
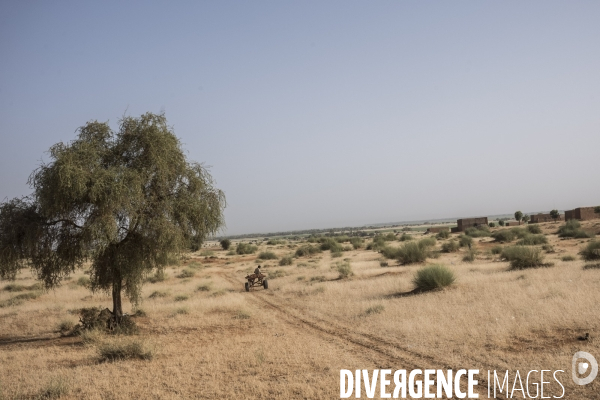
542,244 -> 555,253
319,238 -> 344,252
0,113 -> 226,318
279,256 -> 293,266
146,269 -> 167,283
399,233 -> 413,241
522,214 -> 530,224
491,245 -> 503,255
441,240 -> 459,253
436,230 -> 450,239
391,240 -> 432,264
498,220 -> 505,227
266,239 -> 286,245
334,261 -> 353,279
489,222 -> 496,228
294,245 -> 322,257
527,225 -> 542,234
561,255 -> 576,262
550,209 -> 560,221
516,234 -> 548,246
236,242 -> 258,255
514,211 -> 523,223
580,240 -> 600,261
595,206 -> 600,214
491,230 -> 516,243
464,226 -> 490,238
149,290 -> 169,299
257,251 -> 278,260
219,239 -> 231,250
459,235 -> 473,247
350,237 -> 364,249
177,269 -> 195,278
583,263 -> 600,270
412,265 -> 456,291
419,237 -> 437,247
558,220 -> 593,238
462,249 -> 478,262
501,246 -> 547,270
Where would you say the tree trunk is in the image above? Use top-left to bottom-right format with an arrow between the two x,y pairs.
112,277 -> 123,324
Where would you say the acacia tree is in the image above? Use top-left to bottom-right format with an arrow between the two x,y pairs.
550,209 -> 560,222
514,211 -> 523,225
0,113 -> 226,323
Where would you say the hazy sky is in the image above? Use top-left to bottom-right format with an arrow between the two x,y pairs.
1,1 -> 599,235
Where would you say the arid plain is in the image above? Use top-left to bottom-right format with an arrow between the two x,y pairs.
1,220 -> 599,399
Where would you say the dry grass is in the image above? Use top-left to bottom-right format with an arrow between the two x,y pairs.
1,222 -> 600,398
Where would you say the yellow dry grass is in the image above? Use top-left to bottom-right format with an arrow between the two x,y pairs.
1,221 -> 600,399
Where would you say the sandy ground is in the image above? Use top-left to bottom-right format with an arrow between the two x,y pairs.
1,221 -> 600,399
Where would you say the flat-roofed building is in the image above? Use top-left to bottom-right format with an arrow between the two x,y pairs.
453,217 -> 488,232
564,207 -> 599,221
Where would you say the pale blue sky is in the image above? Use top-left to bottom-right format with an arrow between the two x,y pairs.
1,1 -> 599,235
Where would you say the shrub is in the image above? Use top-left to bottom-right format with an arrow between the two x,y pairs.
441,240 -> 459,253
394,241 -> 430,264
419,237 -> 437,247
462,249 -> 477,262
149,290 -> 169,299
270,269 -> 287,279
558,220 -> 593,239
174,307 -> 189,315
580,240 -> 600,261
501,246 -> 547,270
331,251 -> 343,258
464,226 -> 490,238
511,227 -> 529,239
561,255 -> 576,262
436,230 -> 450,239
98,339 -> 154,362
174,295 -> 189,302
196,283 -> 212,292
220,239 -> 231,250
310,276 -> 326,282
459,235 -> 473,248
583,263 -> 600,270
335,261 -> 353,279
177,269 -> 195,278
365,305 -> 384,315
380,261 -> 389,267
527,225 -> 542,234
516,234 -> 548,246
3,283 -> 25,292
279,256 -> 293,266
236,242 -> 258,255
399,233 -> 413,241
491,230 -> 516,243
58,320 -> 76,335
146,270 -> 167,283
77,276 -> 91,287
491,245 -> 503,255
412,265 -> 456,292
257,251 -> 278,260
294,245 -> 321,257
267,239 -> 286,245
380,245 -> 401,259
320,238 -> 344,252
542,244 -> 555,253
38,377 -> 70,399
350,237 -> 364,249
488,222 -> 496,228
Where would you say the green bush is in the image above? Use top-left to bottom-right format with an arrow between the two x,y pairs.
464,226 -> 490,238
294,245 -> 322,257
77,276 -> 91,287
412,265 -> 456,292
516,234 -> 548,246
558,220 -> 593,239
365,304 -> 384,315
236,242 -> 258,255
419,237 -> 437,248
279,256 -> 293,266
511,227 -> 529,239
394,241 -> 430,264
491,245 -> 503,255
380,246 -> 401,259
584,263 -> 600,270
149,290 -> 169,299
257,251 -> 278,260
561,255 -> 576,262
462,249 -> 477,262
146,270 -> 167,283
350,237 -> 364,249
580,240 -> 600,261
459,235 -> 473,248
527,225 -> 542,234
501,246 -> 547,270
266,239 -> 286,245
177,269 -> 195,278
441,240 -> 459,253
335,261 -> 353,279
491,230 -> 516,243
542,244 -> 555,253
219,239 -> 231,250
399,233 -> 413,241
320,238 -> 344,252
436,230 -> 450,239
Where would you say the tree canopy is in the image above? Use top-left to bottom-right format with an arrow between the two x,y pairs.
0,113 -> 226,321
